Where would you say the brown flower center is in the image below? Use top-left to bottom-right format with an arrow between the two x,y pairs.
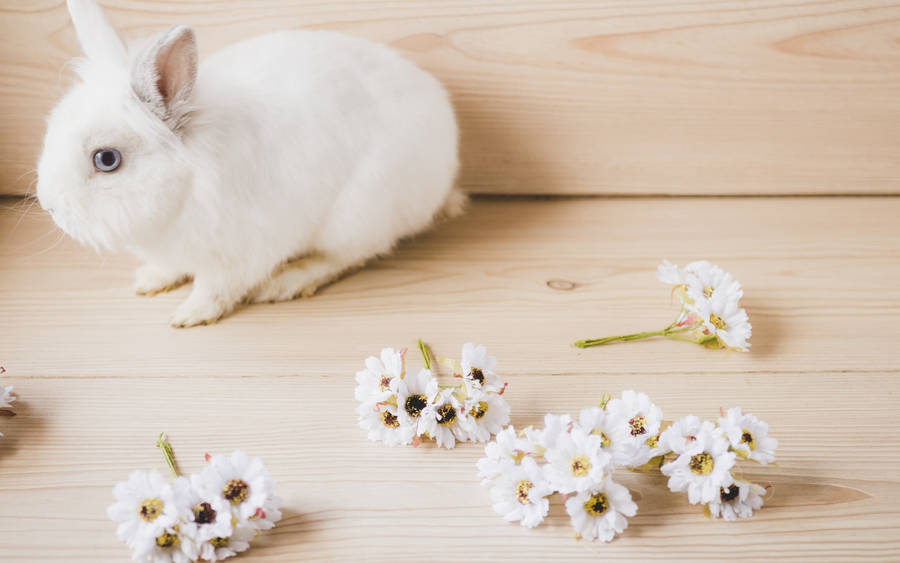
469,368 -> 485,385
740,430 -> 755,450
569,455 -> 591,477
584,492 -> 609,517
470,401 -> 489,420
138,498 -> 163,522
709,313 -> 727,331
210,537 -> 230,548
515,480 -> 533,504
404,394 -> 427,418
381,411 -> 400,428
629,415 -> 647,436
436,403 -> 457,425
223,479 -> 250,505
192,502 -> 216,525
689,452 -> 714,475
155,531 -> 179,548
720,484 -> 740,502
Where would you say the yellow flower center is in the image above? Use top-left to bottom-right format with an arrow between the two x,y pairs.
689,452 -> 714,475
583,492 -> 609,517
223,479 -> 250,505
404,394 -> 427,418
569,455 -> 591,477
380,411 -> 400,428
470,401 -> 489,420
515,480 -> 533,505
138,498 -> 163,522
437,403 -> 457,425
709,313 -> 727,330
741,430 -> 755,450
629,415 -> 647,436
591,428 -> 611,448
646,434 -> 659,448
210,537 -> 230,548
155,531 -> 179,548
704,285 -> 715,298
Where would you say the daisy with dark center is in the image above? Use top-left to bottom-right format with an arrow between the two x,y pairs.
460,342 -> 502,393
718,407 -> 778,464
574,260 -> 751,352
707,480 -> 767,521
606,390 -> 663,467
460,388 -> 511,442
391,367 -> 438,436
421,388 -> 469,448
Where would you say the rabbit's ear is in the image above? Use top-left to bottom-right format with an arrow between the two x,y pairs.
66,0 -> 127,65
132,26 -> 198,132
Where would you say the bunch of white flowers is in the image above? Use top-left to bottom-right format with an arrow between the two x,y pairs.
661,407 -> 776,520
0,366 -> 15,438
477,391 -> 776,542
356,342 -> 510,449
575,260 -> 752,352
108,436 -> 281,563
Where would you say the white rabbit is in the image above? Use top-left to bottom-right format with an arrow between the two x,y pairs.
36,0 -> 464,327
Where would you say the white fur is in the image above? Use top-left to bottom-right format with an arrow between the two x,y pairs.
37,1 -> 463,326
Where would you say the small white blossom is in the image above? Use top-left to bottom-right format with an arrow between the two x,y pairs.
524,412 -> 573,451
606,390 -> 663,467
718,408 -> 778,464
476,426 -> 536,483
660,415 -> 707,455
488,456 -> 553,528
420,389 -> 469,448
390,368 -> 438,436
194,451 -> 282,530
565,477 -> 637,542
460,388 -> 511,442
198,522 -> 256,562
180,476 -> 234,557
544,426 -> 611,494
707,479 -> 766,521
460,342 -> 502,393
354,348 -> 405,407
661,423 -> 736,504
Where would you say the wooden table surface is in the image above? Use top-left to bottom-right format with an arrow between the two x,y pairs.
1,196 -> 898,561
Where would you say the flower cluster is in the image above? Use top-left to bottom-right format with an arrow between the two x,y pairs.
108,442 -> 281,563
477,391 -> 776,542
356,342 -> 510,449
661,407 -> 776,520
575,260 -> 751,352
0,366 -> 15,438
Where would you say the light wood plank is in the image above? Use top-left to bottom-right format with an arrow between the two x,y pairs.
3,1 -> 900,196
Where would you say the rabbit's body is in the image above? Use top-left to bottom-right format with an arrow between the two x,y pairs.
37,1 -> 462,326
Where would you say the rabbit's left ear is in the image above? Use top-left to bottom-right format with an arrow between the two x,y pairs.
132,26 -> 198,132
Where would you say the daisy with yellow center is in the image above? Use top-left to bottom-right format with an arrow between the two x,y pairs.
565,477 -> 638,542
661,423 -> 736,505
488,457 -> 553,528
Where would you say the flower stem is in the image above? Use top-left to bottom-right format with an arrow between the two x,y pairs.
416,339 -> 432,370
156,433 -> 180,478
574,326 -> 693,348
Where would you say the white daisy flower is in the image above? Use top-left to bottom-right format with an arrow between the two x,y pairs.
707,479 -> 766,521
524,412 -> 573,451
460,388 -> 511,442
565,477 -> 637,542
477,426 -> 536,483
107,471 -> 193,560
689,285 -> 751,351
354,347 -> 405,407
661,424 -> 736,504
195,451 -> 282,530
660,415 -> 708,455
718,408 -> 778,464
390,368 -> 438,436
488,456 -> 553,528
420,388 -> 469,448
544,426 -> 611,494
656,259 -> 716,287
683,262 -> 743,307
358,401 -> 416,446
605,390 -> 663,467
460,342 -> 502,393
0,383 -> 14,409
198,522 -> 256,562
180,476 -> 234,557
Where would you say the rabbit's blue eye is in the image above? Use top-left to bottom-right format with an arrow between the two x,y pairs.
92,148 -> 121,172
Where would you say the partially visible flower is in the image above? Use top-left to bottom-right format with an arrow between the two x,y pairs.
718,408 -> 777,464
692,288 -> 752,351
488,456 -> 553,528
565,477 -> 637,542
198,522 -> 256,562
420,389 -> 469,448
477,426 -> 536,483
460,343 -> 502,393
460,388 -> 511,443
656,259 -> 715,287
660,415 -> 707,456
180,476 -> 235,556
358,401 -> 415,446
524,412 -> 573,451
544,426 -> 611,494
606,390 -> 663,467
354,348 -> 405,407
707,479 -> 766,521
194,451 -> 282,529
390,368 -> 438,435
661,424 -> 736,504
0,383 -> 14,409
106,471 -> 193,560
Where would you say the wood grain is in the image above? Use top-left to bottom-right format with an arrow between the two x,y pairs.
3,1 -> 900,196
1,196 -> 899,560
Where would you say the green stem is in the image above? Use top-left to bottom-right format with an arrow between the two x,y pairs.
416,339 -> 432,370
574,326 -> 693,348
156,433 -> 179,478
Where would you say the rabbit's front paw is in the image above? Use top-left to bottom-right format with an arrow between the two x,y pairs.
170,292 -> 229,328
135,264 -> 190,296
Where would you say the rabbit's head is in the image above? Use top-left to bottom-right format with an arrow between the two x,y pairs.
37,0 -> 198,250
